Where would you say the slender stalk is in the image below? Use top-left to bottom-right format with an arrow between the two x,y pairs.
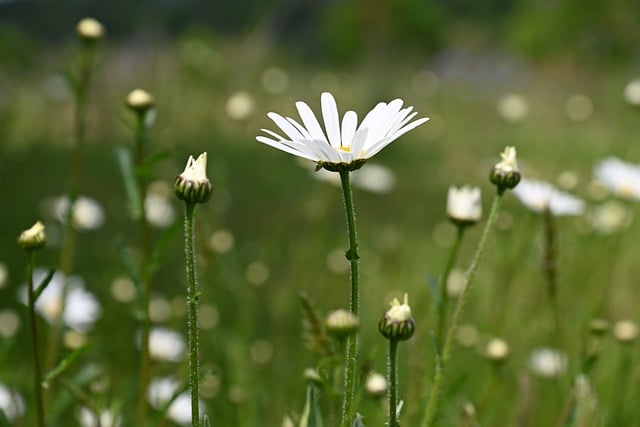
435,225 -> 465,352
47,43 -> 97,372
27,252 -> 45,427
184,202 -> 201,427
387,339 -> 400,427
134,113 -> 153,427
542,208 -> 562,345
422,190 -> 505,427
338,170 -> 360,427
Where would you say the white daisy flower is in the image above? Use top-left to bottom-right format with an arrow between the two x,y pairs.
144,327 -> 185,362
256,92 -> 428,171
594,157 -> 640,201
51,195 -> 106,231
528,347 -> 567,379
512,178 -> 585,216
0,383 -> 25,423
18,268 -> 102,331
446,186 -> 482,225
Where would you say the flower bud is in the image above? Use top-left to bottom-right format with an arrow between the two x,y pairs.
447,185 -> 482,226
175,152 -> 212,204
613,320 -> 638,343
303,368 -> 323,387
490,146 -> 521,191
76,18 -> 105,42
379,294 -> 415,341
126,89 -> 155,115
484,337 -> 510,363
325,309 -> 359,339
364,372 -> 387,397
17,221 -> 46,251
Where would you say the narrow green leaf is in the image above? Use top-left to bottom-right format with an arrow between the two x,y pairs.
352,414 -> 366,427
115,146 -> 143,220
299,384 -> 323,427
42,344 -> 90,388
137,149 -> 171,180
115,238 -> 140,285
34,268 -> 56,302
203,415 -> 211,427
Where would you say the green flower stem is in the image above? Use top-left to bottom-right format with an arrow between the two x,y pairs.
46,43 -> 97,373
27,252 -> 45,427
183,202 -> 201,427
435,225 -> 465,353
134,113 -> 153,427
387,339 -> 400,427
422,189 -> 505,427
542,208 -> 562,345
338,170 -> 360,427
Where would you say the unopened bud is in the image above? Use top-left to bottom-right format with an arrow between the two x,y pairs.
484,337 -> 510,363
613,320 -> 638,343
175,152 -> 212,204
18,221 -> 46,251
325,309 -> 359,339
126,89 -> 154,115
379,294 -> 415,341
303,368 -> 323,387
490,146 -> 521,191
76,18 -> 105,42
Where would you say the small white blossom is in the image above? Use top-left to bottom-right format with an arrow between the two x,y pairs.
512,178 -> 585,216
145,327 -> 185,362
447,186 -> 482,224
51,196 -> 106,231
0,383 -> 25,423
593,157 -> 640,201
257,92 -> 428,171
497,93 -> 529,123
528,347 -> 567,378
623,78 -> 640,106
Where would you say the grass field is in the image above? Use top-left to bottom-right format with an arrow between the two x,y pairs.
1,28 -> 640,426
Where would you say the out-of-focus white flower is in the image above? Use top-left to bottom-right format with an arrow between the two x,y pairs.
312,163 -> 396,194
261,67 -> 289,95
365,371 -> 387,397
484,338 -> 510,362
565,94 -> 593,122
144,327 -> 185,362
257,92 -> 428,171
145,181 -> 176,228
528,348 -> 567,378
446,268 -> 466,298
51,196 -> 106,231
623,78 -> 640,106
594,157 -> 640,201
147,377 -> 205,426
18,268 -> 101,331
76,406 -> 122,427
76,17 -> 105,41
226,91 -> 255,120
512,178 -> 585,216
613,320 -> 638,343
497,93 -> 529,123
586,200 -> 632,234
447,186 -> 482,225
0,383 -> 25,422
0,309 -> 21,338
0,262 -> 7,290
208,228 -> 235,254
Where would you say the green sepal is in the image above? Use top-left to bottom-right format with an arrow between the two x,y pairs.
299,383 -> 323,427
115,147 -> 143,220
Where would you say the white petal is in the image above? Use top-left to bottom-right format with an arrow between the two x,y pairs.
321,92 -> 342,148
267,112 -> 306,140
305,139 -> 342,163
296,101 -> 327,143
367,99 -> 404,144
341,111 -> 358,147
390,117 -> 429,140
363,136 -> 394,159
256,136 -> 318,161
350,128 -> 369,159
286,117 -> 312,139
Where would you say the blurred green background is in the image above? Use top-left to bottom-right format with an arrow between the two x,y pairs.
1,1 -> 640,426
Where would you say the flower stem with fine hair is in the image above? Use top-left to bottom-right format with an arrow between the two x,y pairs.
388,339 -> 400,427
422,189 -> 505,427
27,252 -> 45,427
183,202 -> 201,427
339,169 -> 360,427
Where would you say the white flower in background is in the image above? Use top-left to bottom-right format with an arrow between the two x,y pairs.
0,383 -> 25,422
76,406 -> 122,427
143,327 -> 185,362
623,78 -> 640,106
76,17 -> 105,41
594,157 -> 640,201
18,268 -> 101,331
145,181 -> 176,228
613,320 -> 639,343
528,347 -> 567,378
497,93 -> 529,123
147,377 -> 205,426
586,200 -> 632,234
447,186 -> 482,225
365,371 -> 387,397
0,262 -> 7,290
512,178 -> 585,216
257,92 -> 428,171
51,196 -> 106,231
226,91 -> 255,120
312,162 -> 396,194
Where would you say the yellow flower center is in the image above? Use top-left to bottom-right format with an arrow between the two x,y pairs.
339,145 -> 351,153
617,183 -> 637,199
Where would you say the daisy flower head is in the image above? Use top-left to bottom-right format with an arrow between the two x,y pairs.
512,178 -> 585,216
256,92 -> 429,172
593,157 -> 640,201
446,186 -> 482,225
